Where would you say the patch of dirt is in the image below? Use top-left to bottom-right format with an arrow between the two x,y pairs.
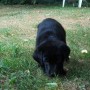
86,85 -> 90,90
63,81 -> 77,90
61,16 -> 90,30
0,7 -> 90,42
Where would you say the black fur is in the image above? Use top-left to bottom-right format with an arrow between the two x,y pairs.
33,18 -> 70,77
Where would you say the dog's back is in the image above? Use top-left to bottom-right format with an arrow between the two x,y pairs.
36,18 -> 66,46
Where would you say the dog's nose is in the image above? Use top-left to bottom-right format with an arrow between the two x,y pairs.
50,74 -> 55,77
49,72 -> 55,77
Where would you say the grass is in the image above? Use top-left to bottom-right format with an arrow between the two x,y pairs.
0,5 -> 90,90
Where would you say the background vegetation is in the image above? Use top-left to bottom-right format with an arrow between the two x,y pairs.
0,5 -> 90,90
0,0 -> 90,5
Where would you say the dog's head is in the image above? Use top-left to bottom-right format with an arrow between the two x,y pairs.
37,37 -> 70,77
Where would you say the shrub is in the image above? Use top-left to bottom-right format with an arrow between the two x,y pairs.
0,0 -> 35,5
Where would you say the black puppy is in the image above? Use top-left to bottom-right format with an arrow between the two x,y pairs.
33,18 -> 70,77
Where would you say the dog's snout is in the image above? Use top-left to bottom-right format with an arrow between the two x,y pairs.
44,62 -> 56,77
49,72 -> 55,77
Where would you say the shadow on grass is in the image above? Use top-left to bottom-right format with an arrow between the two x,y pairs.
66,58 -> 90,82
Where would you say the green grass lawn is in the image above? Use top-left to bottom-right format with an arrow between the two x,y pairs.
0,5 -> 90,90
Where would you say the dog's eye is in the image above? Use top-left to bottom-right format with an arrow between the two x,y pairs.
45,57 -> 48,61
57,54 -> 60,57
43,57 -> 48,62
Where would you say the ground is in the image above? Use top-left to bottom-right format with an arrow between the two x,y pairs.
0,5 -> 90,90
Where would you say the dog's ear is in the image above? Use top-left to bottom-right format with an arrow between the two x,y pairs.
37,40 -> 49,51
33,49 -> 43,65
59,42 -> 70,61
63,45 -> 70,61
